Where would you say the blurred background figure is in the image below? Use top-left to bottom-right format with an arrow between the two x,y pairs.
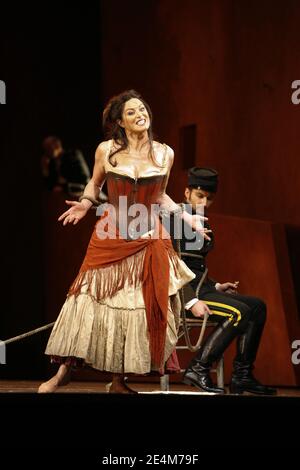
41,135 -> 103,199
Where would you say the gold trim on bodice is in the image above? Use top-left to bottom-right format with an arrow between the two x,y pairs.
103,139 -> 169,181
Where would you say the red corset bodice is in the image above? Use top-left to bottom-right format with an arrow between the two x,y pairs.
103,171 -> 168,239
106,171 -> 167,207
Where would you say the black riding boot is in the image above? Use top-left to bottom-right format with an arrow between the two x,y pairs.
183,360 -> 224,393
230,320 -> 277,395
183,318 -> 241,393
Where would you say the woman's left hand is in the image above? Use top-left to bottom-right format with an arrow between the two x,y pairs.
190,214 -> 212,240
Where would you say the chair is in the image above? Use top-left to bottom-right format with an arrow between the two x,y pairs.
160,252 -> 225,392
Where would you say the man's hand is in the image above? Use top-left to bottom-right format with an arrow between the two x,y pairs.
216,281 -> 239,294
190,300 -> 212,318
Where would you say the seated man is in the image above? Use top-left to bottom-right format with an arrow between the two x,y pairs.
169,167 -> 276,395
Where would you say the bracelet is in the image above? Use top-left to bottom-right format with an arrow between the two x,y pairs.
79,195 -> 100,206
172,204 -> 184,215
159,204 -> 184,217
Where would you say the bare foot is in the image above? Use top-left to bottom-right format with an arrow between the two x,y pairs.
59,366 -> 72,385
38,364 -> 71,393
106,381 -> 138,394
123,381 -> 138,394
38,376 -> 59,393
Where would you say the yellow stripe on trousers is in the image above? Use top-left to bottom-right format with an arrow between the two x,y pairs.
204,300 -> 241,326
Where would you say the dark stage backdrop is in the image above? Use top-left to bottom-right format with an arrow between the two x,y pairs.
0,2 -> 102,379
101,0 -> 300,226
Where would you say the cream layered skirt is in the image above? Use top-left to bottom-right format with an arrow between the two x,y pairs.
45,250 -> 195,374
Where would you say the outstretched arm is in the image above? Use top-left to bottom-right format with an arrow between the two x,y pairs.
58,141 -> 108,225
156,146 -> 210,238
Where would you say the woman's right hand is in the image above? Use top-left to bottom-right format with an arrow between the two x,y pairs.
58,200 -> 89,226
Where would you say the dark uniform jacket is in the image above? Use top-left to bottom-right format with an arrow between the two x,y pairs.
164,204 -> 217,304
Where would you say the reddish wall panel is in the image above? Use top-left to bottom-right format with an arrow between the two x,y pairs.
101,0 -> 300,225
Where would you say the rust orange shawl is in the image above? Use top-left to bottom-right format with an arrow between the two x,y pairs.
68,216 -> 178,369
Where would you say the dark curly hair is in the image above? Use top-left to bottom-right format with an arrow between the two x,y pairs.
102,89 -> 162,167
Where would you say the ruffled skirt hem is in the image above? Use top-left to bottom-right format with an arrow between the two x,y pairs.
45,253 -> 195,375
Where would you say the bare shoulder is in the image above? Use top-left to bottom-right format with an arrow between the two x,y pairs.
165,144 -> 174,164
153,141 -> 174,169
95,140 -> 112,162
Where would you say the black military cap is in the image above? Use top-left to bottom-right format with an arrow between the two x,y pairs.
188,167 -> 219,192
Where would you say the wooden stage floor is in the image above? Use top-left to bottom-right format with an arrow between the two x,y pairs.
0,380 -> 299,396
